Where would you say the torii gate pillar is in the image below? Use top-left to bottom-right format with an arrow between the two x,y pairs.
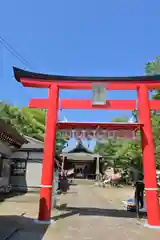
38,84 -> 59,222
138,85 -> 160,227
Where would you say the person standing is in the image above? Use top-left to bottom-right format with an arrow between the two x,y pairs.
134,174 -> 145,209
83,165 -> 88,179
130,161 -> 145,211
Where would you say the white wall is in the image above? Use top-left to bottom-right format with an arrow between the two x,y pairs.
26,152 -> 43,188
26,161 -> 42,188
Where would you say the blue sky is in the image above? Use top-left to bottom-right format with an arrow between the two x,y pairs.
0,0 -> 160,149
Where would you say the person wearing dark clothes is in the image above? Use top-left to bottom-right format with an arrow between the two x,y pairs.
58,173 -> 69,193
83,165 -> 88,179
134,175 -> 145,209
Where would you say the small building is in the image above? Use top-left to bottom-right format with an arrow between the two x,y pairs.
10,136 -> 61,192
0,119 -> 27,193
61,140 -> 102,179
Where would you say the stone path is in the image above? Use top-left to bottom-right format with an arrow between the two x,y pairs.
45,184 -> 160,240
0,183 -> 160,239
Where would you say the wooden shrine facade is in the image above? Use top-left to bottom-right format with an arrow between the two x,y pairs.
61,140 -> 102,179
13,67 -> 160,228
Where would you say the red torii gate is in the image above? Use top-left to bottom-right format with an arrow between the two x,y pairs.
13,67 -> 160,228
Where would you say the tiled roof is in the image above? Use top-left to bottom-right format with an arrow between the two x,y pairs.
21,135 -> 61,162
67,140 -> 93,154
0,119 -> 27,147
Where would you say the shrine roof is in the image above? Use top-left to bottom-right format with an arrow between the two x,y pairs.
0,119 -> 28,147
66,140 -> 93,154
13,67 -> 160,82
21,136 -> 62,160
20,136 -> 61,169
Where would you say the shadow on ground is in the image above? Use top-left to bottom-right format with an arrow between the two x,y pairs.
0,214 -> 50,240
55,204 -> 147,221
68,182 -> 77,186
0,191 -> 26,203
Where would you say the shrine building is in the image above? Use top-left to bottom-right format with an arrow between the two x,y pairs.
61,140 -> 102,179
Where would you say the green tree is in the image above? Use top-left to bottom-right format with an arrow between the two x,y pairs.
112,115 -> 129,122
145,56 -> 160,99
94,139 -> 122,172
0,102 -> 66,152
94,116 -> 139,172
132,110 -> 138,122
145,57 -> 160,75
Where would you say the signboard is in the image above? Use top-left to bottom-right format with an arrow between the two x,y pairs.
11,160 -> 27,176
92,82 -> 106,105
60,129 -> 136,141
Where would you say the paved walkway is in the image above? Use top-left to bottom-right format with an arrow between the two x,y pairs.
0,183 -> 160,239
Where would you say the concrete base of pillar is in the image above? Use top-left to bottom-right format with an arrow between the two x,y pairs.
144,223 -> 160,229
34,219 -> 55,224
96,174 -> 101,181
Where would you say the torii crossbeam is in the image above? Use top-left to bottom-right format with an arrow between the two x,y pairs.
13,67 -> 160,228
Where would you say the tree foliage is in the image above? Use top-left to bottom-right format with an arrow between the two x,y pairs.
145,56 -> 160,100
112,116 -> 129,122
94,116 -> 143,173
0,102 -> 66,153
145,57 -> 160,76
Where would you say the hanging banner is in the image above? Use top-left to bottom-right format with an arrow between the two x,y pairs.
60,128 -> 136,141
